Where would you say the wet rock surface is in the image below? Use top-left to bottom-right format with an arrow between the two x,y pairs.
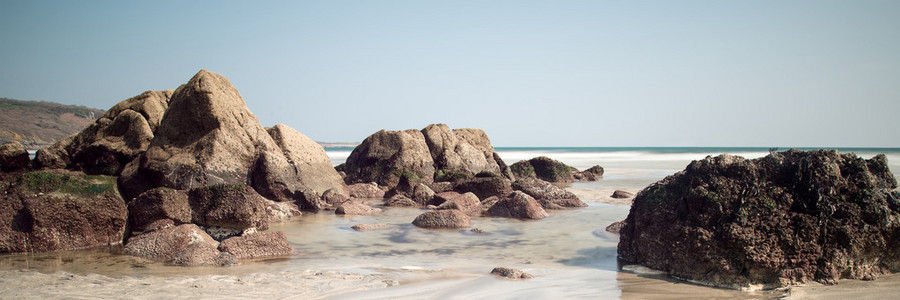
618,150 -> 900,289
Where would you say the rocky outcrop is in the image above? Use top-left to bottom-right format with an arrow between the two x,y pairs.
0,170 -> 127,253
124,224 -> 236,266
512,177 -> 587,209
217,231 -> 294,259
452,175 -> 513,201
618,150 -> 900,289
342,124 -> 512,190
0,141 -> 30,171
511,156 -> 601,182
128,187 -> 192,232
485,191 -> 549,220
412,209 -> 471,229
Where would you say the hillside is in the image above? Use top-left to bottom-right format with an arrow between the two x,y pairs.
0,97 -> 104,150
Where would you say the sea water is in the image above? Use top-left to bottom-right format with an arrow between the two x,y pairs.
2,147 -> 899,299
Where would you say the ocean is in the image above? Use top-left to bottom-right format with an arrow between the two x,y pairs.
1,147 -> 899,299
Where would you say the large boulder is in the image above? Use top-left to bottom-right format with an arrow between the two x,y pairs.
618,150 -> 900,289
486,191 -> 549,220
124,223 -> 236,266
512,177 -> 586,209
0,141 -> 30,171
510,156 -> 575,183
452,175 -> 513,200
342,129 -> 435,189
342,124 -> 514,190
0,170 -> 127,253
118,70 -> 281,200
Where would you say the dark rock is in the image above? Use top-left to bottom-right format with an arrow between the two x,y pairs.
512,177 -> 586,209
435,192 -> 483,217
346,182 -> 386,199
485,191 -> 549,220
0,141 -> 30,171
618,150 -> 900,289
411,183 -> 436,205
187,184 -> 269,231
335,200 -> 382,215
611,190 -> 635,199
217,231 -> 294,259
412,209 -> 471,229
490,267 -> 533,280
452,176 -> 513,200
124,224 -> 235,266
128,187 -> 192,232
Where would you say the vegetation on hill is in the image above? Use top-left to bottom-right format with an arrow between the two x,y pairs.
0,97 -> 104,149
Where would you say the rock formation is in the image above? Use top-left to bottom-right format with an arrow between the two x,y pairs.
618,150 -> 900,289
124,224 -> 237,266
512,177 -> 587,209
342,124 -> 512,190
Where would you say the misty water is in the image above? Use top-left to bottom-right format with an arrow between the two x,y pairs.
2,148 -> 898,298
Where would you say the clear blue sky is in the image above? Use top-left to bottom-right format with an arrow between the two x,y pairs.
2,1 -> 898,147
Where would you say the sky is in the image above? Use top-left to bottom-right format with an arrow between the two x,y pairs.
1,1 -> 898,147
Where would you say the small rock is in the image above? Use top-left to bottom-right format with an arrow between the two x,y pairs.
412,209 -> 471,229
611,190 -> 634,199
490,267 -> 533,280
605,220 -> 626,235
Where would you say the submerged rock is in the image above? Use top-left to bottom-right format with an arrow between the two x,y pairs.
490,267 -> 533,280
611,190 -> 634,199
618,150 -> 900,289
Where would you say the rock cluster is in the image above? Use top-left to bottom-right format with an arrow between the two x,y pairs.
618,150 -> 900,289
0,70 -> 367,264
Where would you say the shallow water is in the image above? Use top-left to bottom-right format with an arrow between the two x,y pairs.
2,147 -> 898,299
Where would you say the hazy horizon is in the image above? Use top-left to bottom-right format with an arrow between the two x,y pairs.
2,1 -> 898,147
